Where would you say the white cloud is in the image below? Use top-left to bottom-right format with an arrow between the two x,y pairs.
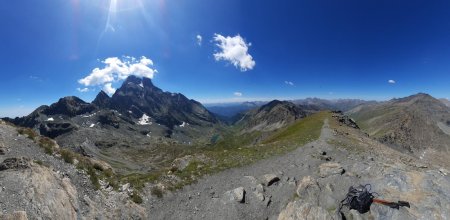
233,92 -> 243,97
77,87 -> 90,92
213,34 -> 255,71
103,83 -> 116,95
196,35 -> 202,46
388,79 -> 396,84
285,81 -> 294,86
78,56 -> 156,95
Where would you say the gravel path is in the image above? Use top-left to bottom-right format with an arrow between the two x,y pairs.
146,118 -> 339,220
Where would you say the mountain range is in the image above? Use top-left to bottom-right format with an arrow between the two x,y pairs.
2,76 -> 450,219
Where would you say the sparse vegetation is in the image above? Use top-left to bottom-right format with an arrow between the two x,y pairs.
17,127 -> 38,140
131,191 -> 144,203
121,172 -> 162,191
93,163 -> 104,171
38,137 -> 56,155
33,160 -> 48,167
60,149 -> 74,164
151,186 -> 164,198
87,166 -> 101,190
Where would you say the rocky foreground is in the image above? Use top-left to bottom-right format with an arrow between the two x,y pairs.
1,113 -> 450,219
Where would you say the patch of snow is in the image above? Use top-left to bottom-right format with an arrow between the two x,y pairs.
82,112 -> 96,118
128,111 -> 133,114
139,82 -> 144,88
89,124 -> 95,128
138,114 -> 152,125
179,122 -> 186,128
47,117 -> 54,121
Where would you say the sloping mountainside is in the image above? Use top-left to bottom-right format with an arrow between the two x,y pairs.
2,110 -> 450,219
440,98 -> 450,107
236,100 -> 307,133
4,76 -> 221,173
348,93 -> 450,167
293,98 -> 376,112
0,120 -> 148,219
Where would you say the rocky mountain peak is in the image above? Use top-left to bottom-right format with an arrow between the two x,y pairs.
260,100 -> 293,111
393,93 -> 435,103
43,96 -> 96,117
107,75 -> 217,129
238,100 -> 306,133
92,91 -> 111,109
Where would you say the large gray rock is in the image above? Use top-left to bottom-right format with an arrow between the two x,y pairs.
296,176 -> 321,205
319,162 -> 344,177
223,187 -> 245,203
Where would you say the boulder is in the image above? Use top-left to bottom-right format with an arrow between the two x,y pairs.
0,157 -> 31,171
296,176 -> 321,205
278,201 -> 333,220
319,162 -> 345,178
262,174 -> 280,186
254,184 -> 265,201
223,187 -> 245,203
171,155 -> 194,171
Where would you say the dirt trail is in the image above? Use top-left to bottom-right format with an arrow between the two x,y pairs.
147,118 -> 336,220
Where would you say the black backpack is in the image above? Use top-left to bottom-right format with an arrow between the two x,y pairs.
339,184 -> 375,214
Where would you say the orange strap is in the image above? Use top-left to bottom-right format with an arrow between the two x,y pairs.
373,198 -> 393,205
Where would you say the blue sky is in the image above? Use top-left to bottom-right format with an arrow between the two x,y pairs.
1,0 -> 450,117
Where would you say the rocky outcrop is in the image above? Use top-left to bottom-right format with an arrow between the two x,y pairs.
0,157 -> 30,171
295,176 -> 320,205
262,174 -> 280,186
0,165 -> 78,219
39,121 -> 77,138
332,112 -> 359,129
319,162 -> 345,177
